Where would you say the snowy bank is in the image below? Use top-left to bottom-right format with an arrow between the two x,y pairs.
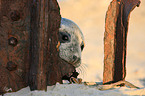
3,84 -> 145,96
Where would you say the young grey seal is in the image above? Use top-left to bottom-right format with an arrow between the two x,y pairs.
59,18 -> 85,68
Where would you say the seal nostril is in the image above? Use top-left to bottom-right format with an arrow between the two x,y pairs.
73,55 -> 81,65
73,55 -> 77,60
78,58 -> 81,62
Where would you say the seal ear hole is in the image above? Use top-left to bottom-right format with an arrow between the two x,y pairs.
59,32 -> 71,43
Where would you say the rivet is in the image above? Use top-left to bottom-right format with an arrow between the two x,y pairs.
8,37 -> 18,46
10,10 -> 20,21
6,61 -> 17,71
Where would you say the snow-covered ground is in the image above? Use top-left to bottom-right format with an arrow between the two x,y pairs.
2,0 -> 145,96
3,84 -> 145,96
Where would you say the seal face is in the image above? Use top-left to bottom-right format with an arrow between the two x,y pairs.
59,18 -> 85,68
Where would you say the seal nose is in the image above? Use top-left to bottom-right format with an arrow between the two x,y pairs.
73,55 -> 78,60
73,55 -> 81,65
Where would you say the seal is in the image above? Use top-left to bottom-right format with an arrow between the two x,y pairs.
59,18 -> 85,68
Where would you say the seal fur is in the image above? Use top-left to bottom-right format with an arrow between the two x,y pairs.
59,18 -> 85,68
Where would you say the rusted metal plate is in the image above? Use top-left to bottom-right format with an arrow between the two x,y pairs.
0,0 -> 30,94
103,0 -> 140,84
0,0 -> 75,94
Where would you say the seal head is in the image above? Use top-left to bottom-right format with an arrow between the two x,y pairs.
59,18 -> 85,68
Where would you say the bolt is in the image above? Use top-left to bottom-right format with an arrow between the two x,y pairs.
6,61 -> 17,71
8,37 -> 18,46
10,10 -> 20,21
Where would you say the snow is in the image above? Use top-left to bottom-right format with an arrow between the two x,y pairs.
2,84 -> 145,96
2,0 -> 145,96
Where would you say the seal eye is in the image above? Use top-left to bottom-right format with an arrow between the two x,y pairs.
59,32 -> 71,43
81,45 -> 84,51
80,41 -> 85,51
62,35 -> 69,41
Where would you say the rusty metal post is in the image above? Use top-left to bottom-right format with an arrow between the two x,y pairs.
0,0 -> 75,94
103,0 -> 140,84
28,0 -> 75,91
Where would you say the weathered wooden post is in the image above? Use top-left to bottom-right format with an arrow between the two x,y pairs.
0,0 -> 75,94
103,0 -> 140,84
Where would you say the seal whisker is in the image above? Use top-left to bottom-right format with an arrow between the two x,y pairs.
77,63 -> 88,78
76,67 -> 82,75
81,63 -> 88,71
81,63 -> 88,73
82,66 -> 87,78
